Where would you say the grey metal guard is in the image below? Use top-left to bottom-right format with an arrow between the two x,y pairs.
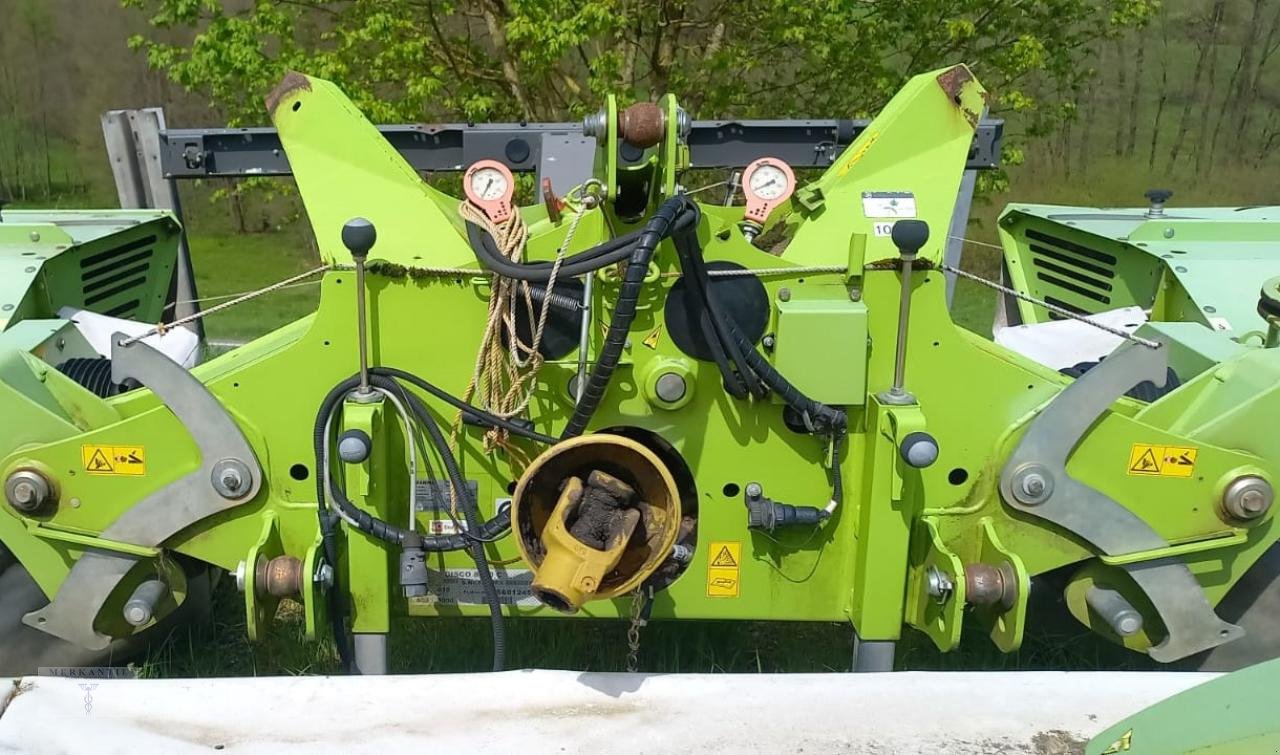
998,340 -> 1243,662
24,335 -> 263,649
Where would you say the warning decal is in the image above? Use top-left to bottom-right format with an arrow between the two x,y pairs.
642,328 -> 661,350
81,444 -> 146,476
706,541 -> 741,598
1127,443 -> 1197,478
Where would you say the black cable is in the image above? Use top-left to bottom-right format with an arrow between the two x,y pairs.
466,222 -> 640,281
670,227 -> 767,399
379,378 -> 505,672
560,196 -> 694,438
311,374 -> 508,671
372,366 -> 556,445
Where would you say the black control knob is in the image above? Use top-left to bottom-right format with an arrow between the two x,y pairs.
341,217 -> 377,260
890,219 -> 930,257
1144,188 -> 1173,205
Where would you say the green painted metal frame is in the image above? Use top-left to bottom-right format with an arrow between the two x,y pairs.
0,64 -> 1277,664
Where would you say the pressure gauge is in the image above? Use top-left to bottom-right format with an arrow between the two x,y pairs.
463,159 -> 516,223
741,157 -> 796,226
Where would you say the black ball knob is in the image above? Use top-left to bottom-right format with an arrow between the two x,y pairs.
1144,188 -> 1173,205
891,219 -> 930,256
341,217 -> 377,260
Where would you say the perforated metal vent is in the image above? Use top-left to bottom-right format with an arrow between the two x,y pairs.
79,234 -> 156,318
1023,228 -> 1116,319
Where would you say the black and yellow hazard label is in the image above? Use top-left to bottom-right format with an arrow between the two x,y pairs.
706,541 -> 741,597
1127,443 -> 1197,478
642,328 -> 661,350
81,444 -> 146,476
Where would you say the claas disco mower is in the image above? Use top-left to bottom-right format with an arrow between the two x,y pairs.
2,63 -> 1279,676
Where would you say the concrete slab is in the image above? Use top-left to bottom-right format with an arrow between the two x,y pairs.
0,670 -> 1216,754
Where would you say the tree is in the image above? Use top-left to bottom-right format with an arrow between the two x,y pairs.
121,0 -> 1155,142
1169,0 -> 1225,169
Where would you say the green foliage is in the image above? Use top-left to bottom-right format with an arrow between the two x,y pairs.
122,0 -> 1156,131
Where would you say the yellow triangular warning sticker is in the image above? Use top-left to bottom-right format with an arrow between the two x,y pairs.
87,449 -> 114,473
711,545 -> 738,567
642,328 -> 661,349
1129,448 -> 1160,474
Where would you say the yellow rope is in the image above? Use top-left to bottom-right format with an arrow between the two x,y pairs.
448,202 -> 578,512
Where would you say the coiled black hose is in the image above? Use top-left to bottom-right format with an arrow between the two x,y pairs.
312,369 -> 530,671
560,196 -> 695,438
466,223 -> 645,281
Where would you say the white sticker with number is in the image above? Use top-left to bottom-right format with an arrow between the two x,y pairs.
873,221 -> 896,237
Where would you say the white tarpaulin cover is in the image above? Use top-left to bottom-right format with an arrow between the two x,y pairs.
0,669 -> 1214,754
994,305 -> 1148,371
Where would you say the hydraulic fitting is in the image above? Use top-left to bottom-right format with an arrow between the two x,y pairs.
744,482 -> 828,531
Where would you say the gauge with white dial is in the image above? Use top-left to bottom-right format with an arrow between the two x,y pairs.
463,159 -> 516,223
741,157 -> 796,225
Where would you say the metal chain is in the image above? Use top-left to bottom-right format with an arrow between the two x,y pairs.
120,264 -> 332,346
939,261 -> 1161,350
625,585 -> 648,673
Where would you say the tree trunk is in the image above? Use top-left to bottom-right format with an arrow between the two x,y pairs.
1114,37 -> 1128,157
1149,16 -> 1170,170
1126,34 -> 1146,158
1236,2 -> 1280,153
1169,0 -> 1224,168
1209,0 -> 1265,166
1193,1 -> 1228,174
479,0 -> 535,120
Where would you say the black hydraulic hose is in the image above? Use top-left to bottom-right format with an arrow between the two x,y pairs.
311,373 -> 508,671
312,376 -> 513,550
380,378 -> 505,673
560,196 -> 694,438
671,227 -> 767,399
466,222 -> 641,281
371,366 -> 556,445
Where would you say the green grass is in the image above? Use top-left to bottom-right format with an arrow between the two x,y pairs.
187,230 -> 322,344
142,577 -> 1150,677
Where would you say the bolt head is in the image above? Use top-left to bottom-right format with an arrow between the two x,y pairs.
5,470 -> 52,514
11,481 -> 34,504
778,288 -> 791,302
744,482 -> 763,499
1223,475 -> 1273,522
221,470 -> 243,491
1011,466 -> 1053,506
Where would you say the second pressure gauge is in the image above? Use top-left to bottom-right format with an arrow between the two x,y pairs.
741,157 -> 796,226
463,159 -> 516,223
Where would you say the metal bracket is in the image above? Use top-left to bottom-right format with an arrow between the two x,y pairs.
24,336 -> 262,649
998,341 -> 1243,662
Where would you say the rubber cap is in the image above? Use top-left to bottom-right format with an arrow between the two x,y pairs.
890,219 -> 930,256
899,431 -> 939,469
1143,188 -> 1173,204
341,217 -> 377,260
337,429 -> 372,463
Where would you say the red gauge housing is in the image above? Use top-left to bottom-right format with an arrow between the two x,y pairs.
741,157 -> 796,225
463,159 -> 516,223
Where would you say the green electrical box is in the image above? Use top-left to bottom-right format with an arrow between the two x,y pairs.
772,298 -> 868,405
